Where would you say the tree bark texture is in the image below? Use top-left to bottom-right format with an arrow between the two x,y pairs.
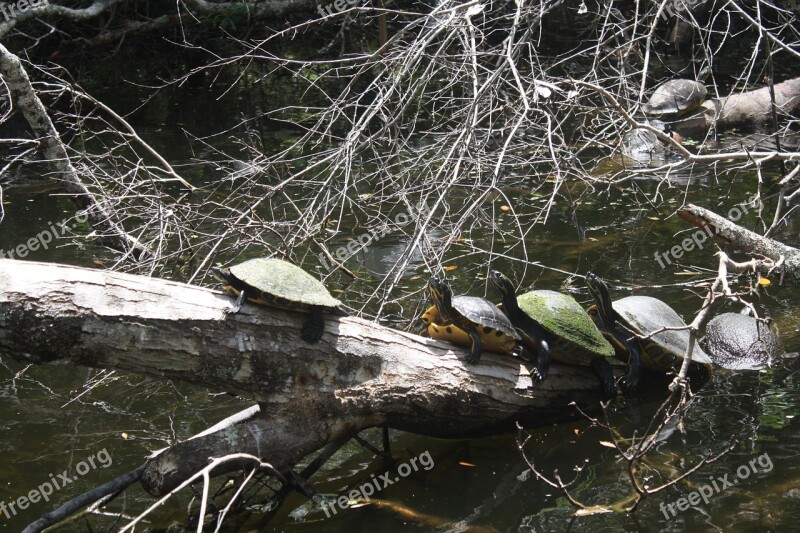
678,203 -> 800,282
0,259 -> 632,495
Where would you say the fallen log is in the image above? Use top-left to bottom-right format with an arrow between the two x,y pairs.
677,203 -> 800,283
0,259 -> 636,497
672,77 -> 800,138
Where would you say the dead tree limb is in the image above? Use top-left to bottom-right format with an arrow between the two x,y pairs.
0,44 -> 149,258
674,77 -> 800,137
0,259 -> 647,498
677,203 -> 800,282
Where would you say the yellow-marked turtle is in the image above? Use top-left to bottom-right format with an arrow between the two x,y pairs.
426,277 -> 520,364
213,258 -> 343,343
419,305 -> 517,355
489,271 -> 619,397
586,272 -> 712,389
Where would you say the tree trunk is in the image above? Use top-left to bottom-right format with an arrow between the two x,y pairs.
0,259 -> 642,496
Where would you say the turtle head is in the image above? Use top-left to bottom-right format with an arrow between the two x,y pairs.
489,270 -> 516,300
586,272 -> 614,326
697,64 -> 712,83
211,264 -> 232,283
428,277 -> 454,322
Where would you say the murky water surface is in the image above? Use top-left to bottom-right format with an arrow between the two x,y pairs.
0,59 -> 799,533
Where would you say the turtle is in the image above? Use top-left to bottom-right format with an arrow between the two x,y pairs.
621,119 -> 680,164
585,272 -> 712,389
641,67 -> 710,119
426,277 -> 521,364
213,257 -> 343,343
419,304 -> 518,356
489,271 -> 620,398
701,312 -> 784,370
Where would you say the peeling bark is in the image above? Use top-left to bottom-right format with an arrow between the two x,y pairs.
0,259 -> 650,496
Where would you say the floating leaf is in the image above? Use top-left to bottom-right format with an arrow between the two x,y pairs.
599,440 -> 616,449
444,265 -> 459,272
121,432 -> 129,440
459,461 -> 476,467
759,277 -> 771,286
647,216 -> 660,221
576,505 -> 614,516
500,205 -> 511,213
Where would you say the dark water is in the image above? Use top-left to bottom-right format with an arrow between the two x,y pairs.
1,71 -> 799,533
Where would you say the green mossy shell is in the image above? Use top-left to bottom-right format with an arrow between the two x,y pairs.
517,290 -> 615,360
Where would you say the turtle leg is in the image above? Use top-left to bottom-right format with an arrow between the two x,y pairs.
590,357 -> 617,399
620,339 -> 642,393
224,289 -> 247,315
302,306 -> 325,343
418,325 -> 430,337
533,338 -> 550,381
466,327 -> 483,364
520,338 -> 550,381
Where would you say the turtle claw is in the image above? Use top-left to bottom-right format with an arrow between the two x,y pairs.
222,289 -> 245,316
590,357 -> 617,399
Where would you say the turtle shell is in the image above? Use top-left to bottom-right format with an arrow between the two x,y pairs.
421,305 -> 517,354
642,79 -> 707,117
227,258 -> 341,309
517,290 -> 615,365
612,295 -> 712,372
450,295 -> 521,343
702,313 -> 784,370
